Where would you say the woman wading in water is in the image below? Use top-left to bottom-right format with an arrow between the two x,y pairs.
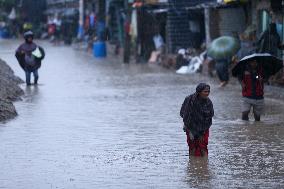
180,83 -> 214,157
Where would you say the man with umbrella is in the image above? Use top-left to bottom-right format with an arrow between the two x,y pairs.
232,53 -> 283,121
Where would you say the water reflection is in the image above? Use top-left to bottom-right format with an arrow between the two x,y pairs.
24,85 -> 40,103
186,157 -> 211,188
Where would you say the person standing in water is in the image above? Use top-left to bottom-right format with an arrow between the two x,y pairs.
238,60 -> 265,121
180,83 -> 214,157
15,31 -> 45,85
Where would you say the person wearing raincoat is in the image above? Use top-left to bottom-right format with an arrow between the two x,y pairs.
180,83 -> 214,157
15,31 -> 45,85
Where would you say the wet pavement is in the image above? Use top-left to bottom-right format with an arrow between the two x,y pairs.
0,39 -> 284,189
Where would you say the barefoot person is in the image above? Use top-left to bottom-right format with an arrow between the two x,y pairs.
238,60 -> 265,121
215,58 -> 231,87
180,83 -> 214,157
232,53 -> 283,121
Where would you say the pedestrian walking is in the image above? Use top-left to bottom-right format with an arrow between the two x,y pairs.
207,36 -> 240,87
180,83 -> 214,157
214,58 -> 231,87
15,31 -> 45,85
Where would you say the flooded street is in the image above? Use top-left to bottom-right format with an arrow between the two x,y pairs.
0,39 -> 284,189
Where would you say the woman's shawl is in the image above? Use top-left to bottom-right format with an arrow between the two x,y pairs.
180,93 -> 214,135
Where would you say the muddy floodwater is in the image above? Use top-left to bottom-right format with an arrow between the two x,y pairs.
0,40 -> 284,189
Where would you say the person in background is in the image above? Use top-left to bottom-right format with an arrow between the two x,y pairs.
257,23 -> 284,57
53,15 -> 62,45
237,60 -> 265,121
15,31 -> 45,85
202,53 -> 215,77
214,57 -> 232,87
180,83 -> 214,157
237,33 -> 256,60
148,32 -> 165,64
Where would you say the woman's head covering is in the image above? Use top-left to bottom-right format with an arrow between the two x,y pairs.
180,83 -> 214,136
196,83 -> 210,93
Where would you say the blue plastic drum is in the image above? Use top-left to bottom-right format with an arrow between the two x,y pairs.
0,28 -> 9,38
93,41 -> 107,58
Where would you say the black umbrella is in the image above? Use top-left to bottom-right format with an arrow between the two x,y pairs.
232,53 -> 283,78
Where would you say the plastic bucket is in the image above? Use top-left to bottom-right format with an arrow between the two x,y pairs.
93,41 -> 107,58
